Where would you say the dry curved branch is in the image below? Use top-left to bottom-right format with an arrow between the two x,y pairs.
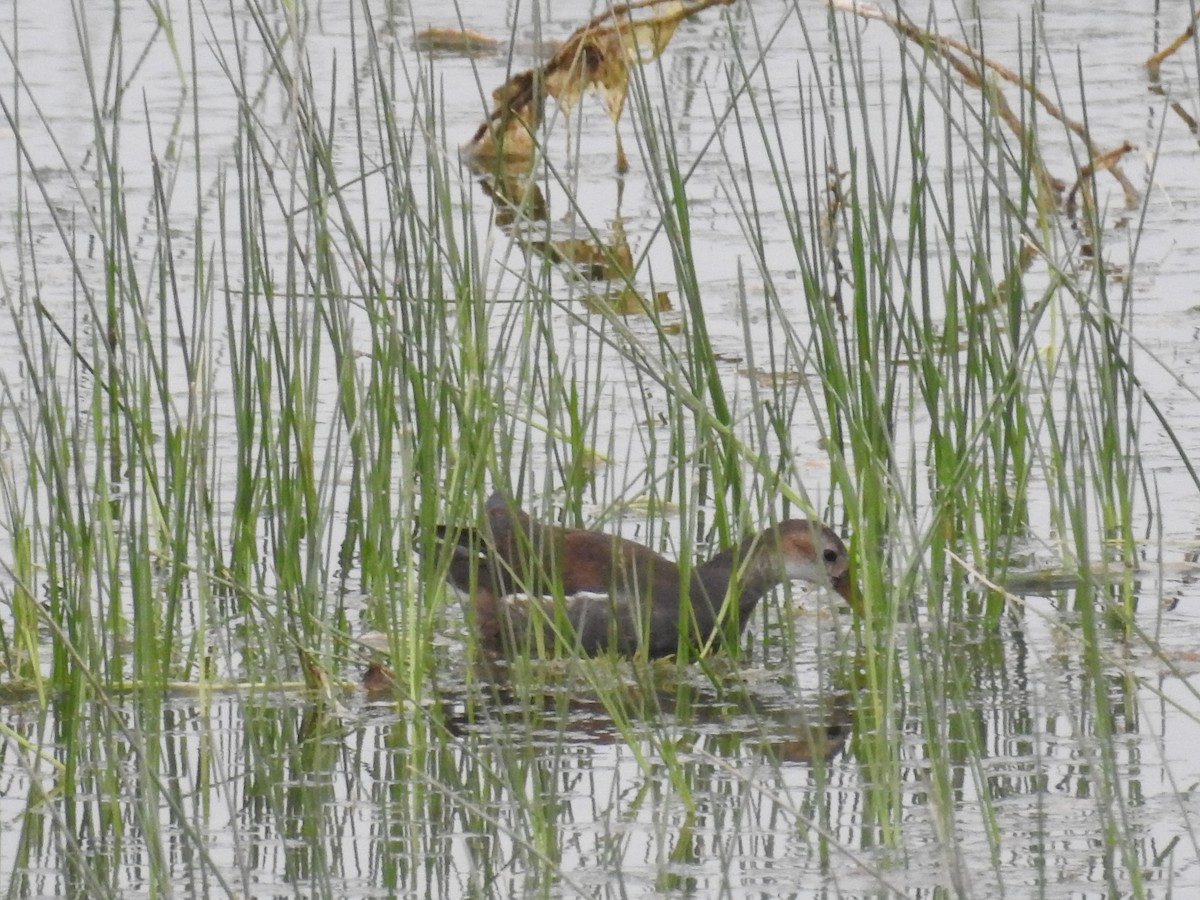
829,1 -> 1091,144
827,0 -> 1139,214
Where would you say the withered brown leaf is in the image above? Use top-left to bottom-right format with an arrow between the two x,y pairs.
465,0 -> 735,166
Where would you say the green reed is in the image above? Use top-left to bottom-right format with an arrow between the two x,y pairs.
622,0 -> 1179,880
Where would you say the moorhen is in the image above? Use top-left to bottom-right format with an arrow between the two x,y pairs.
437,492 -> 855,659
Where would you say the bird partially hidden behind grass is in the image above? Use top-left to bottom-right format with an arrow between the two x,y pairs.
433,492 -> 856,660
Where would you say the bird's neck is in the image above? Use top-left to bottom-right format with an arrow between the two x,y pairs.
690,535 -> 783,634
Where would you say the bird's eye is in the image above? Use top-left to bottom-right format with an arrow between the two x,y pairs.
823,548 -> 840,564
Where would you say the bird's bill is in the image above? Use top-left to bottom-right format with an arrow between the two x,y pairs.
832,570 -> 861,616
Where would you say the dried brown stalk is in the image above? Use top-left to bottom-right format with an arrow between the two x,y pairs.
827,0 -> 1139,214
1169,101 -> 1198,133
1145,12 -> 1200,78
413,28 -> 503,56
1066,141 -> 1138,220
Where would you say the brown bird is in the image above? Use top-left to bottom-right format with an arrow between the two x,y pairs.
436,492 -> 855,659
